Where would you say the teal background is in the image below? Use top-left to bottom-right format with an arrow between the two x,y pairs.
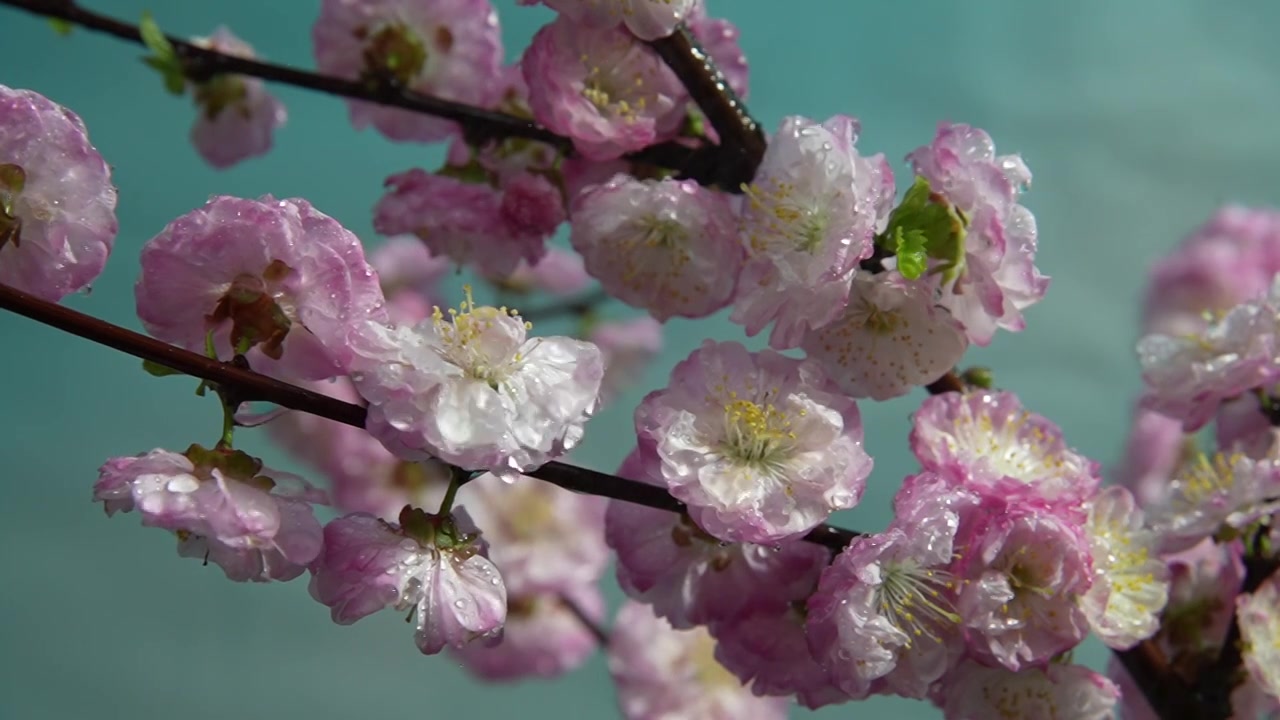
1,1 -> 1277,718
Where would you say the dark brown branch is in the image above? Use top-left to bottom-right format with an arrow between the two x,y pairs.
1195,549 -> 1279,719
0,0 -> 716,183
559,594 -> 609,647
0,283 -> 860,551
648,26 -> 767,188
1116,640 -> 1201,720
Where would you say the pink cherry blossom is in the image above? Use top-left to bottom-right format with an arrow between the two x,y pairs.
711,604 -> 849,709
341,290 -> 603,477
451,585 -> 604,680
531,0 -> 696,40
1143,205 -> 1280,336
956,507 -> 1092,670
589,315 -> 663,405
1148,452 -> 1280,551
732,114 -> 892,349
807,473 -> 971,700
607,450 -> 829,628
939,661 -> 1119,720
369,235 -> 449,306
636,340 -> 873,543
188,28 -> 287,169
571,174 -> 741,320
499,171 -> 566,240
907,122 -> 1049,345
94,446 -> 324,582
607,600 -> 789,720
1079,486 -> 1169,649
0,85 -> 116,302
308,508 -> 506,655
312,0 -> 503,141
492,248 -> 591,297
1138,279 -> 1280,431
457,472 -> 608,593
910,390 -> 1101,510
374,169 -> 547,278
801,272 -> 968,400
1160,539 -> 1244,657
522,16 -> 686,160
135,195 -> 386,382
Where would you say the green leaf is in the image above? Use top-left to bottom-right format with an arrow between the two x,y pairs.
879,176 -> 966,282
48,18 -> 73,36
141,359 -> 185,377
139,12 -> 187,95
139,12 -> 174,61
894,226 -> 928,280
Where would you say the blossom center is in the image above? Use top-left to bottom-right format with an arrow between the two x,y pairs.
688,629 -> 738,689
206,259 -> 295,359
956,409 -> 1068,483
581,61 -> 648,121
431,286 -> 530,387
194,75 -> 249,120
498,485 -> 559,541
720,396 -> 797,469
359,22 -> 428,87
1174,452 -> 1239,507
999,545 -> 1058,619
0,163 -> 26,250
743,180 -> 832,254
876,560 -> 960,646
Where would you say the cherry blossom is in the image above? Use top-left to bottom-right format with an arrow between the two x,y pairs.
0,85 -> 117,302
94,446 -> 324,582
635,340 -> 872,543
308,508 -> 506,655
135,195 -> 386,382
188,28 -> 287,169
312,0 -> 503,141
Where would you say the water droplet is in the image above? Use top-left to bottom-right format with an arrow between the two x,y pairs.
454,600 -> 465,608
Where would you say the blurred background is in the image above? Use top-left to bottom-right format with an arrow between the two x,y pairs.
1,1 -> 1278,718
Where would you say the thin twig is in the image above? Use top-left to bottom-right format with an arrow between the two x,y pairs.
559,594 -> 609,646
0,283 -> 860,551
0,0 -> 726,184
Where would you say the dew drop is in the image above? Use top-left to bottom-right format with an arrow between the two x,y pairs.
454,599 -> 466,608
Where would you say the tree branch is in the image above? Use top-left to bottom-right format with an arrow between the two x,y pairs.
0,283 -> 860,551
648,25 -> 767,188
0,0 -> 720,184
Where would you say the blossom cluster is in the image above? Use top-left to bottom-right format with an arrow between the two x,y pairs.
8,0 -> 1280,717
1110,205 -> 1280,718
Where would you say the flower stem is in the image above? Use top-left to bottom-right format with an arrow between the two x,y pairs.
437,468 -> 467,516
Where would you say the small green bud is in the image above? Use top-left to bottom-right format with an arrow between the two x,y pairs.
140,12 -> 187,95
960,366 -> 994,389
894,226 -> 928,280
